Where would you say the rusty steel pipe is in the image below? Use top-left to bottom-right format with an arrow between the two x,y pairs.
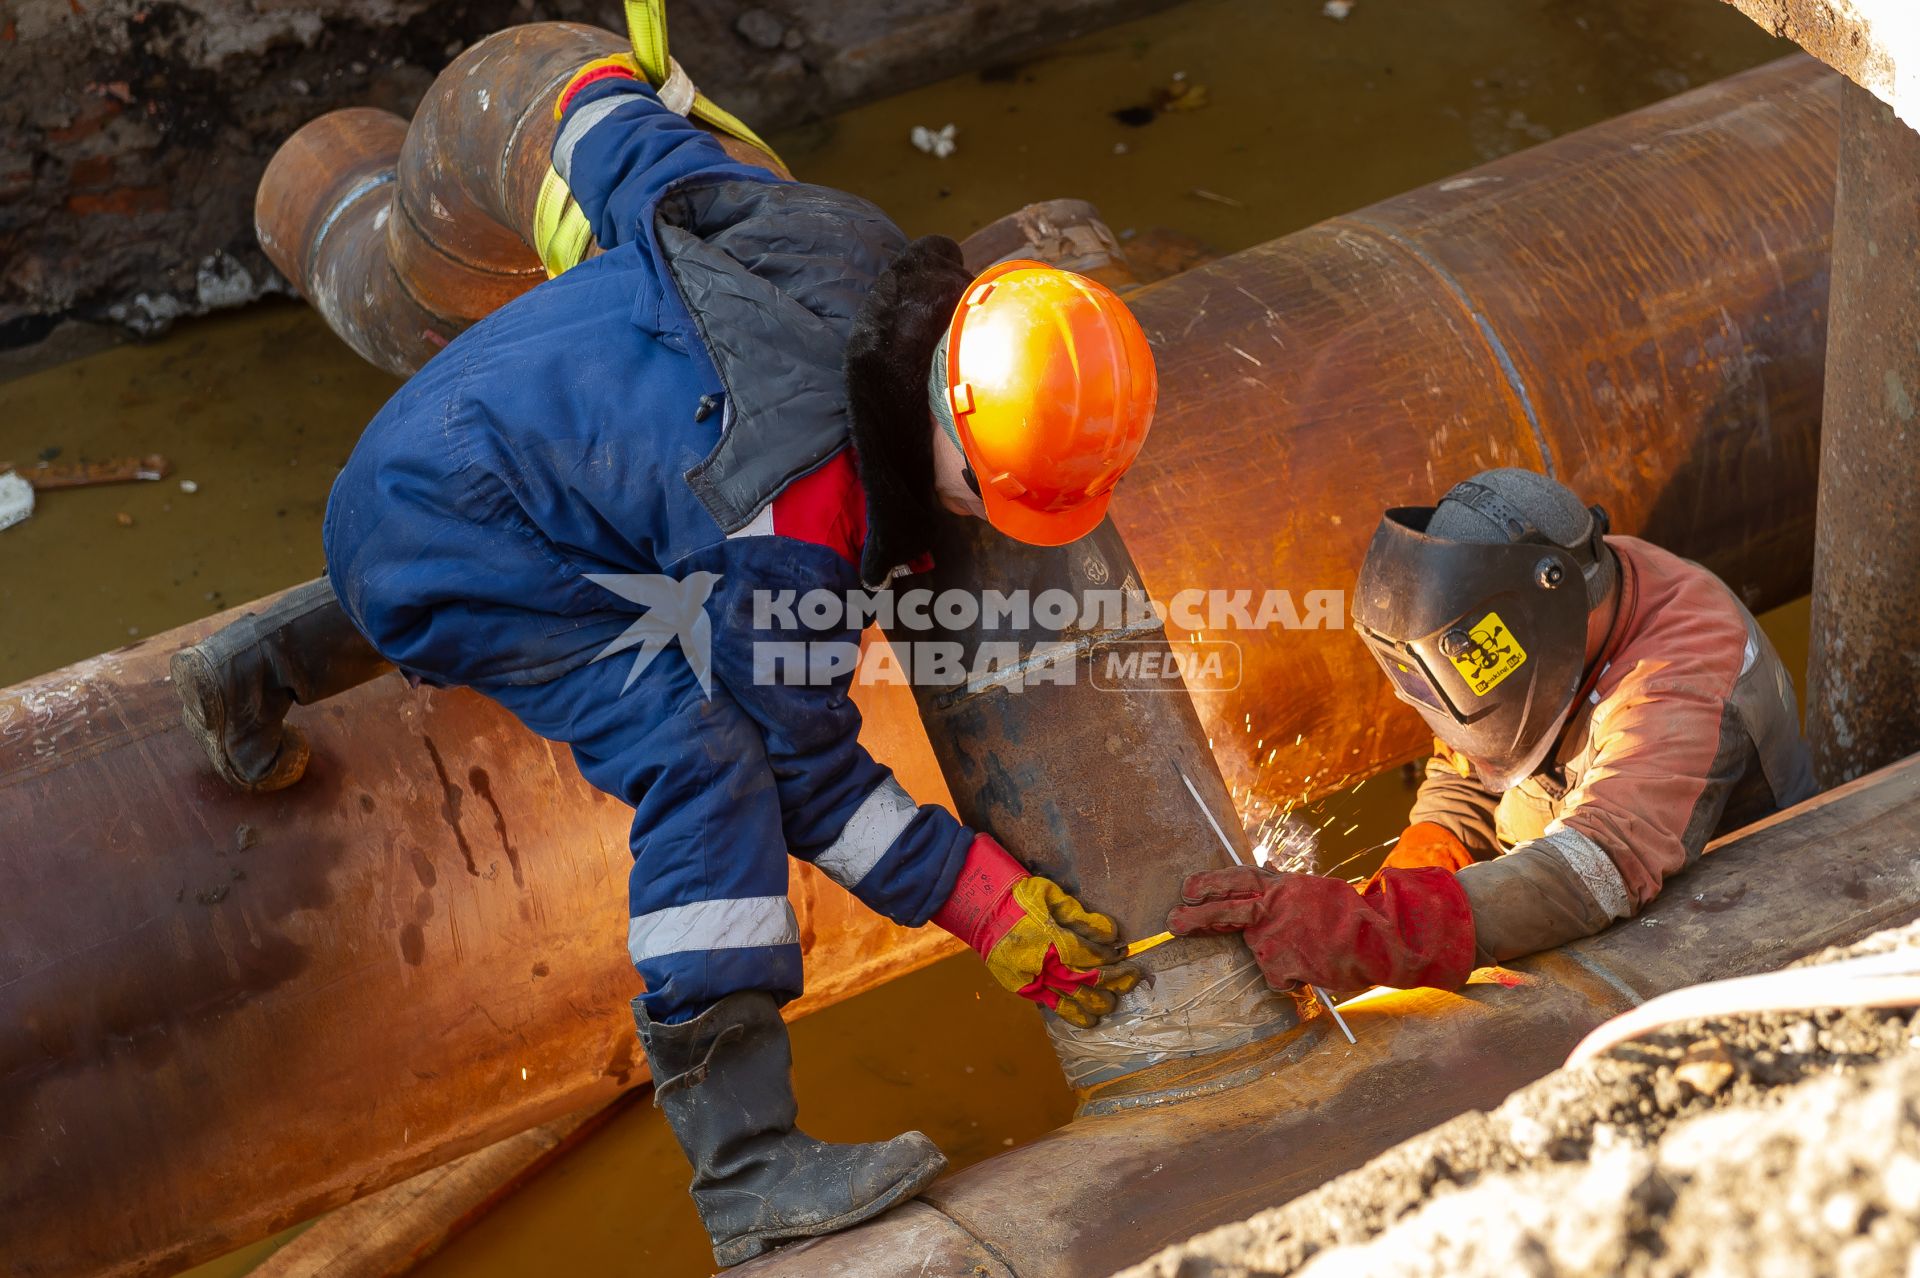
0,603 -> 962,1278
1118,54 -> 1837,815
270,53 -> 1839,817
1807,80 -> 1920,785
254,23 -> 787,375
737,752 -> 1920,1278
890,515 -> 1297,1091
2,56 -> 1843,1278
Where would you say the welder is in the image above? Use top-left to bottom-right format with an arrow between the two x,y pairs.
1169,468 -> 1816,995
318,55 -> 1153,1266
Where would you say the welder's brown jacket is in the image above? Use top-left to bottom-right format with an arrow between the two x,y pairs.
1409,536 -> 1817,963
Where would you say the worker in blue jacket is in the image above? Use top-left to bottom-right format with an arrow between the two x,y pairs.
322,54 -> 1159,1265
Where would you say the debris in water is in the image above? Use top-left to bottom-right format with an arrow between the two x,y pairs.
0,472 -> 34,531
1322,0 -> 1355,18
1190,187 -> 1245,208
196,885 -> 230,905
115,511 -> 135,527
2,453 -> 171,490
910,123 -> 958,158
234,823 -> 259,853
179,479 -> 199,494
1153,78 -> 1210,113
1111,104 -> 1157,127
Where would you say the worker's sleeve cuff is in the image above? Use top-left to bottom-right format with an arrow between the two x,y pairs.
930,834 -> 1028,955
1538,823 -> 1633,921
1455,838 -> 1622,964
555,57 -> 644,120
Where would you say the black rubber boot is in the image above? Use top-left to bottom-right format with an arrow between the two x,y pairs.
636,991 -> 948,1267
170,577 -> 393,793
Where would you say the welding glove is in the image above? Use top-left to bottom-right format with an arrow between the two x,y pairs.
932,834 -> 1142,1027
1359,821 -> 1476,892
1168,865 -> 1476,993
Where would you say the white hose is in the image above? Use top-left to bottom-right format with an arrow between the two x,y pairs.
1565,947 -> 1920,1067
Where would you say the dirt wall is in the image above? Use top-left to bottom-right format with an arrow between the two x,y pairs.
0,0 -> 1171,344
1117,921 -> 1920,1278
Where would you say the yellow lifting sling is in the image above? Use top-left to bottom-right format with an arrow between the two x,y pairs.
531,0 -> 785,278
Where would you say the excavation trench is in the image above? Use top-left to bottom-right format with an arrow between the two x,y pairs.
0,32 -> 1841,1278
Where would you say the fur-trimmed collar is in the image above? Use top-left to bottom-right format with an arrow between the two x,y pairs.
844,234 -> 973,588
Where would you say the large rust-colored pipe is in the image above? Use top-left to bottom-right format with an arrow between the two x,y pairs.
0,609 -> 961,1278
736,753 -> 1920,1277
254,24 -> 787,375
1,57 -> 1840,1278
1119,55 -> 1836,814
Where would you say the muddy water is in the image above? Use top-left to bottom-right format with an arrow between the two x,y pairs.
0,0 -> 1797,1274
0,304 -> 400,686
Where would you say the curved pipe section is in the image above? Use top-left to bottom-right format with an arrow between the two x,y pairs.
255,23 -> 787,375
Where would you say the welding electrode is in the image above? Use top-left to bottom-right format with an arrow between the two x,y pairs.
1176,768 -> 1357,1045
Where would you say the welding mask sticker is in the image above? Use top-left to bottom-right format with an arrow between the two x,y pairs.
1447,610 -> 1528,697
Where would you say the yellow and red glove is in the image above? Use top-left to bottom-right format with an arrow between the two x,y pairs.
932,834 -> 1140,1027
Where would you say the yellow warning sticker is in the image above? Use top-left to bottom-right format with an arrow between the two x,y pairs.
1447,610 -> 1528,696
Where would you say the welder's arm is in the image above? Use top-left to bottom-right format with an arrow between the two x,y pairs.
1458,677 -> 1750,964
552,71 -> 762,251
1169,865 -> 1476,992
1353,745 -> 1499,891
1405,741 -> 1503,858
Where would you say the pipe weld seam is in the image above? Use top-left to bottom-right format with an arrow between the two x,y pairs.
931,615 -> 1170,709
1343,211 -> 1555,478
307,171 -> 398,277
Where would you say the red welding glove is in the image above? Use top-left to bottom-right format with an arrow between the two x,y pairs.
1168,865 -> 1476,992
1360,821 -> 1475,892
932,834 -> 1141,1027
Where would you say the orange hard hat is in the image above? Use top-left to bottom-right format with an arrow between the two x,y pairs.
942,260 -> 1158,547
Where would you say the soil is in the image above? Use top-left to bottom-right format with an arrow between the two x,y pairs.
2,0 -> 1175,341
1118,920 -> 1920,1278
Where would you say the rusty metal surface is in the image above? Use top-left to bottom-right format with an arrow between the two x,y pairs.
738,751 -> 1920,1278
389,24 -> 622,321
958,197 -> 1137,287
1807,80 -> 1920,785
893,514 -> 1296,1090
767,1202 -> 1016,1277
1114,55 -> 1838,812
0,597 -> 960,1278
254,107 -> 460,377
253,23 -> 787,375
1719,0 -> 1916,128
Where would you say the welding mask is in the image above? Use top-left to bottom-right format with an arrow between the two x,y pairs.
1352,497 -> 1607,792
